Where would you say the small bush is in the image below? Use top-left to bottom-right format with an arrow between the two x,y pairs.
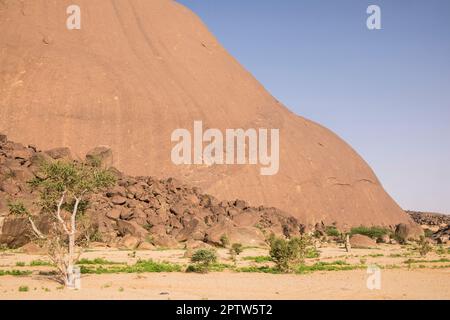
189,249 -> 217,273
15,262 -> 26,267
350,226 -> 390,240
231,243 -> 243,255
29,260 -> 53,267
269,235 -> 314,273
325,226 -> 340,237
18,286 -> 29,292
220,234 -> 230,248
424,229 -> 434,238
418,236 -> 432,257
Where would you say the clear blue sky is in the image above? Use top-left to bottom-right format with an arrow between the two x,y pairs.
178,0 -> 450,213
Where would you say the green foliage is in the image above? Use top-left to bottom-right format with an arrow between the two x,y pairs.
325,226 -> 340,237
28,161 -> 116,213
77,258 -> 121,265
417,236 -> 433,257
29,260 -> 53,267
243,256 -> 272,263
15,261 -> 25,267
80,259 -> 181,274
189,249 -> 218,273
424,229 -> 434,238
18,286 -> 29,292
0,270 -> 32,276
436,245 -> 446,255
269,235 -> 315,273
220,234 -> 230,248
231,243 -> 243,256
8,200 -> 28,216
350,226 -> 390,240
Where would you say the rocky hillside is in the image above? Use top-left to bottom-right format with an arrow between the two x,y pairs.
0,134 -> 303,249
407,210 -> 449,244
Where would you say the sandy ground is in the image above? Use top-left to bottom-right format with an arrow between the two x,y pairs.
0,245 -> 449,300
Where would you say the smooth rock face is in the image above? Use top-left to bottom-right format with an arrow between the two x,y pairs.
0,0 -> 413,226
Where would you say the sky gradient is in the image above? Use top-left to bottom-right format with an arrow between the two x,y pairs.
178,0 -> 450,213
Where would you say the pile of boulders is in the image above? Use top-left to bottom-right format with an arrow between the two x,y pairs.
407,211 -> 449,244
0,134 -> 303,249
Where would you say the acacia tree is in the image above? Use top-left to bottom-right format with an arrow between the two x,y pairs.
24,160 -> 115,287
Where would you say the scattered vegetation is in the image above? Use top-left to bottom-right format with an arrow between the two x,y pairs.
77,258 -> 121,265
417,236 -> 433,257
15,261 -> 26,267
80,259 -> 181,274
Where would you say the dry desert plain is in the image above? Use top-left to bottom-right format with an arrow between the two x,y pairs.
0,244 -> 449,300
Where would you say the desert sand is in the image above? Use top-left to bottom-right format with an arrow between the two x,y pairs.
1,245 -> 448,300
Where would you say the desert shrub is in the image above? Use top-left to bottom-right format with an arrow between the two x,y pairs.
325,226 -> 340,237
220,234 -> 230,248
424,229 -> 434,238
306,247 -> 320,258
188,249 -> 217,273
418,236 -> 432,257
77,258 -> 121,265
269,235 -> 314,273
18,286 -> 29,292
350,226 -> 391,240
15,262 -> 26,267
436,245 -> 446,255
80,259 -> 181,274
231,243 -> 243,255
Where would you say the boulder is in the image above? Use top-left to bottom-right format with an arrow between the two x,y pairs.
119,235 -> 140,249
117,220 -> 148,239
106,208 -> 122,220
20,242 -> 46,255
137,241 -> 155,250
86,146 -> 113,168
45,147 -> 72,160
349,234 -> 377,248
395,223 -> 424,242
111,195 -> 127,205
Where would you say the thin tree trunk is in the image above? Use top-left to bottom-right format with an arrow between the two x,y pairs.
67,198 -> 80,288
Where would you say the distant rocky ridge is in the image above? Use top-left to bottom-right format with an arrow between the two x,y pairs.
0,134 -> 303,249
407,210 -> 449,244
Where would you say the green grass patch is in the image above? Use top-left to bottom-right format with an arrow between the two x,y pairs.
15,262 -> 25,267
0,270 -> 32,276
29,260 -> 53,267
18,285 -> 29,292
77,258 -> 122,265
243,256 -> 272,263
350,226 -> 391,239
403,258 -> 450,264
325,226 -> 340,237
80,259 -> 181,274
